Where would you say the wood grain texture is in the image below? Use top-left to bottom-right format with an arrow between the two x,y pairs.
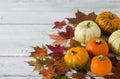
0,0 -> 119,24
0,77 -> 41,79
0,57 -> 40,76
0,25 -> 56,56
0,0 -> 120,79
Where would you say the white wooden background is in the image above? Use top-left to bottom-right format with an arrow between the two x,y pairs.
0,0 -> 120,79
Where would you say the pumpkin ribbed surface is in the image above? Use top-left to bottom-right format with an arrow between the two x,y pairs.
96,11 -> 120,34
108,30 -> 120,55
75,20 -> 101,44
64,47 -> 89,70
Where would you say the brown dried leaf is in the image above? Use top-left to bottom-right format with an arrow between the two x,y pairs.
33,57 -> 54,71
109,56 -> 118,67
27,60 -> 36,66
69,39 -> 81,48
83,12 -> 97,22
71,70 -> 87,79
67,10 -> 97,26
39,67 -> 55,79
105,56 -> 120,78
67,10 -> 86,26
53,58 -> 70,76
30,45 -> 47,58
112,60 -> 120,78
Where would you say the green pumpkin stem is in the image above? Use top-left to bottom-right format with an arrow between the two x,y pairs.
109,14 -> 114,20
71,50 -> 77,55
95,39 -> 101,44
98,55 -> 105,61
87,22 -> 90,28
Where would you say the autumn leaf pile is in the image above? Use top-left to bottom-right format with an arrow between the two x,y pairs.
27,10 -> 120,79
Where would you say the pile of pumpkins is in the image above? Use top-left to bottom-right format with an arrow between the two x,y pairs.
64,11 -> 120,76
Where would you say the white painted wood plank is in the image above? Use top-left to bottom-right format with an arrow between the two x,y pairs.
0,57 -> 41,76
0,25 -> 56,56
0,0 -> 119,24
0,77 -> 40,79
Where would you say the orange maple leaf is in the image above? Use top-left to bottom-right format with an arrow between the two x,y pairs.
30,45 -> 47,58
53,58 -> 70,76
39,67 -> 55,79
49,34 -> 67,45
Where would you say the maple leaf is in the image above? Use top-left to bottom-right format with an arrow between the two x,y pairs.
64,39 -> 81,51
67,10 -> 86,26
71,70 -> 87,79
112,60 -> 120,78
109,56 -> 118,67
27,60 -> 36,66
33,57 -> 54,71
67,10 -> 97,26
39,67 -> 55,79
53,58 -> 70,76
104,56 -> 120,79
47,45 -> 65,60
53,75 -> 69,79
83,12 -> 97,22
69,39 -> 81,48
58,25 -> 74,39
30,45 -> 47,58
49,34 -> 67,45
53,20 -> 66,29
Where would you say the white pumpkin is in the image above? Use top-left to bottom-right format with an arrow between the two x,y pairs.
108,30 -> 120,55
74,20 -> 101,44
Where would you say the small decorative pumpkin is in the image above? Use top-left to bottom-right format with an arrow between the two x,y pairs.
108,30 -> 120,55
90,55 -> 112,76
96,11 -> 120,34
64,47 -> 89,70
74,20 -> 101,45
85,37 -> 109,57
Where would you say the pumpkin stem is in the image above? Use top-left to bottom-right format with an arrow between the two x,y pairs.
95,39 -> 101,44
109,14 -> 114,20
71,50 -> 77,55
98,55 -> 105,61
87,22 -> 90,28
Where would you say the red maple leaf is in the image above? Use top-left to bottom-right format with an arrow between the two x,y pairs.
47,45 -> 65,59
53,20 -> 66,29
59,25 -> 74,39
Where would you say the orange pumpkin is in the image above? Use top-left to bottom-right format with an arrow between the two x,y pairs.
96,11 -> 120,34
90,55 -> 112,76
64,47 -> 89,70
85,37 -> 109,57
